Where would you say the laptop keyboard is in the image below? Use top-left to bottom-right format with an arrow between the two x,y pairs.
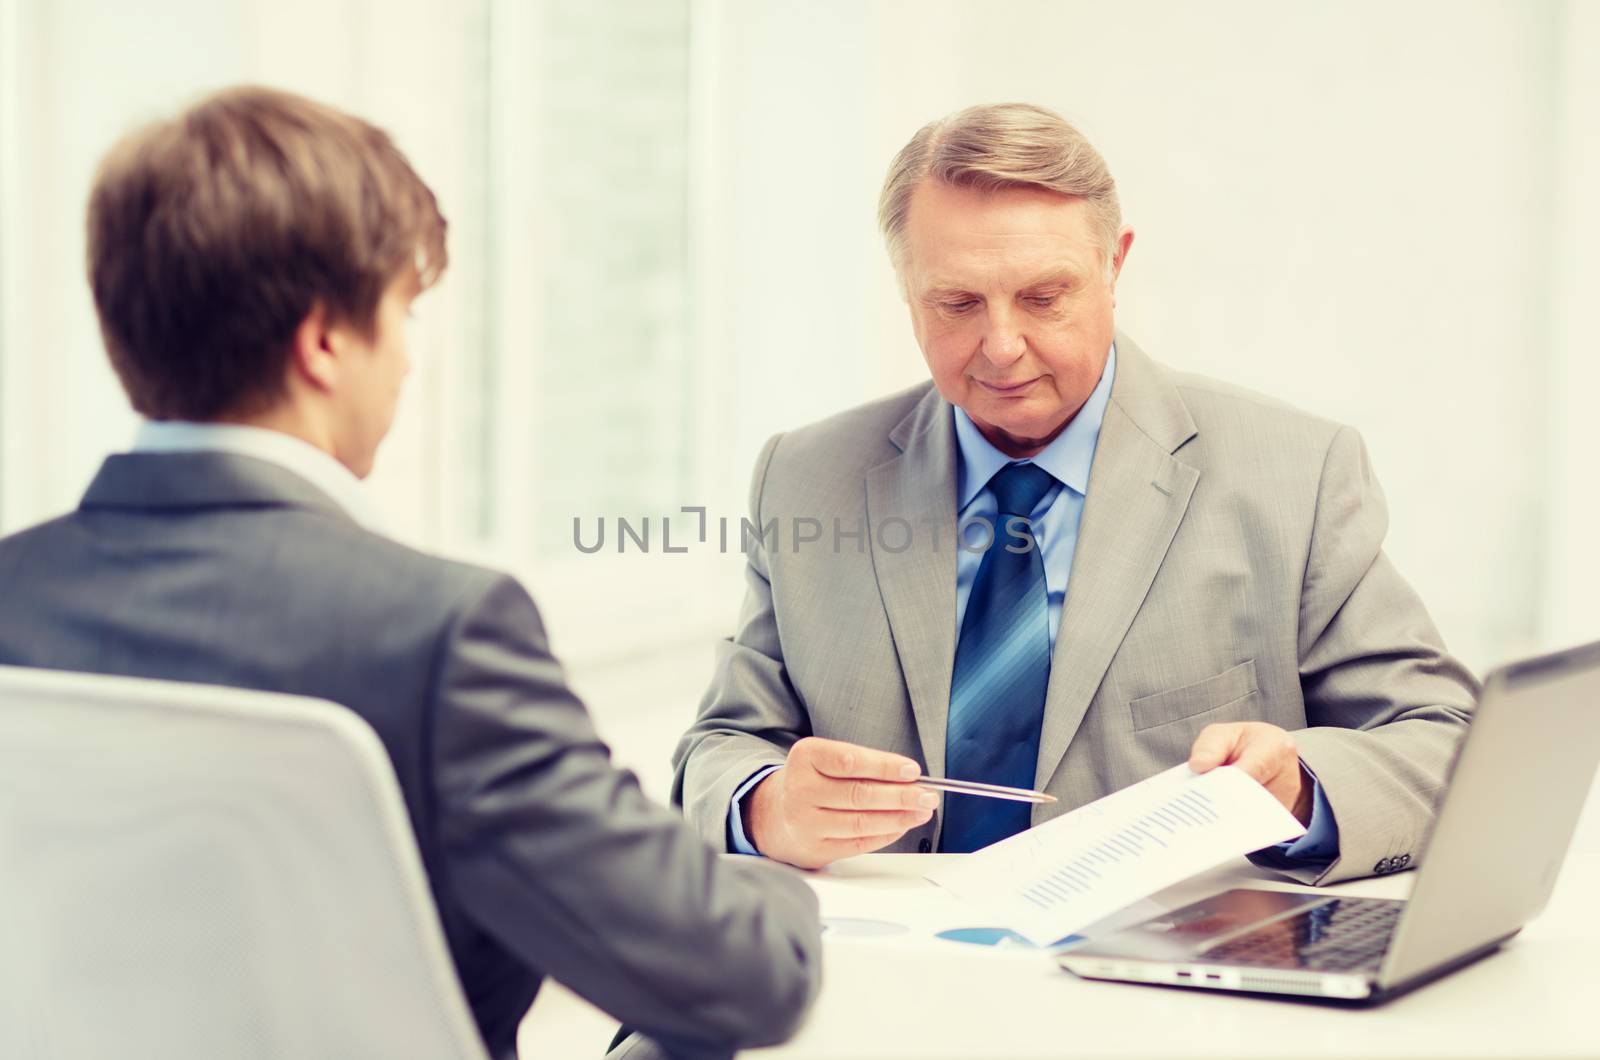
1200,897 -> 1402,973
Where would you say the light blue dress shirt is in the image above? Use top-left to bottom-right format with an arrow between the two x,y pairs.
730,344 -> 1337,863
948,343 -> 1116,645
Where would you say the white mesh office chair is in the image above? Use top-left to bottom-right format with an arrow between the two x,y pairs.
0,664 -> 490,1060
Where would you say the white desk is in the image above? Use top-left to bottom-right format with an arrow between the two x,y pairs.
750,788 -> 1600,1059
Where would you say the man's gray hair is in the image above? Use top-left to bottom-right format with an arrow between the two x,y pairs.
877,102 -> 1122,277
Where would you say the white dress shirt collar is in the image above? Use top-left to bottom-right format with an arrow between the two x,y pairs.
130,420 -> 382,531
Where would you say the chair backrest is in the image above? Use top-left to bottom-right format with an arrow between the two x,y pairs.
0,665 -> 490,1060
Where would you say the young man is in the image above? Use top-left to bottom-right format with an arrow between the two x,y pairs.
0,86 -> 819,1060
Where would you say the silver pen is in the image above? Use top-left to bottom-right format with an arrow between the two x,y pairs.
914,776 -> 1057,804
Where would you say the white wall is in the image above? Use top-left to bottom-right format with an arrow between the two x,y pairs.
1541,0 -> 1600,652
703,0 -> 1592,672
1,0 -> 1592,676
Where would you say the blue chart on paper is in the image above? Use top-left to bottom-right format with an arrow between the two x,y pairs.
820,920 -> 1086,949
936,927 -> 1086,950
1021,785 -> 1219,914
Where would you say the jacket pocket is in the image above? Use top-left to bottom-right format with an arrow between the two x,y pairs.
1129,659 -> 1259,732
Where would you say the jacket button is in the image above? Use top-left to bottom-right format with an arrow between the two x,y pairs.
1396,853 -> 1411,867
918,838 -> 932,854
1374,857 -> 1392,873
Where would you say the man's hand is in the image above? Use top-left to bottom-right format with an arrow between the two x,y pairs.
746,737 -> 937,870
1188,722 -> 1315,825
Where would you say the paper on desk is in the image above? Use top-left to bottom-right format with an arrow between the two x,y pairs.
925,764 -> 1306,945
804,863 -> 1168,955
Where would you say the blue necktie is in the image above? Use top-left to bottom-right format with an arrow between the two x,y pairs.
940,462 -> 1058,853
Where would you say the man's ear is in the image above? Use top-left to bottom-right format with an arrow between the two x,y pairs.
288,301 -> 340,394
1108,226 -> 1135,304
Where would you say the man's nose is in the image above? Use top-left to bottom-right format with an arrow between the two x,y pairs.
980,312 -> 1026,366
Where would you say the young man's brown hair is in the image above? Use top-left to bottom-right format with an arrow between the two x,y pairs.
86,85 -> 447,421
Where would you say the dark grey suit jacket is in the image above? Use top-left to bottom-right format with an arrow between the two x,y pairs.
0,451 -> 820,1060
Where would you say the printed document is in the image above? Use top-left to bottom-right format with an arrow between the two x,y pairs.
925,765 -> 1306,945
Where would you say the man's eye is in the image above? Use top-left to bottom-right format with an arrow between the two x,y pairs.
1024,295 -> 1058,309
943,300 -> 979,313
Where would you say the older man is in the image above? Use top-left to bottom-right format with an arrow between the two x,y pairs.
673,102 -> 1477,884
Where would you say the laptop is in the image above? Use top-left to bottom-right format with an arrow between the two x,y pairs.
1057,639 -> 1600,1003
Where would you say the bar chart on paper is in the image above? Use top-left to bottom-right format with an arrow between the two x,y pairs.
925,765 -> 1306,945
1026,785 -> 1223,906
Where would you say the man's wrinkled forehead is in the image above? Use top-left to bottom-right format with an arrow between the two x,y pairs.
902,180 -> 1103,278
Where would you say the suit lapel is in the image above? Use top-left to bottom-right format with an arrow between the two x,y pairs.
865,388 -> 960,777
1034,337 -> 1200,791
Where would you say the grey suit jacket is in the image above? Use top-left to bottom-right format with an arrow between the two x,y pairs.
0,452 -> 820,1060
674,334 -> 1478,885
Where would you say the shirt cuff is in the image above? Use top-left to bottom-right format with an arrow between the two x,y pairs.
727,765 -> 783,856
1275,764 -> 1339,863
